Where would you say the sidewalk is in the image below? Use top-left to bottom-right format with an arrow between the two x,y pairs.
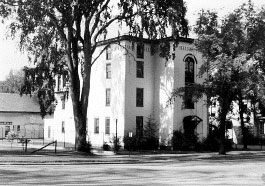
1,149 -> 265,165
1,139 -> 265,165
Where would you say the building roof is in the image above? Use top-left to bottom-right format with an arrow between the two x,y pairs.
97,35 -> 194,47
0,93 -> 40,113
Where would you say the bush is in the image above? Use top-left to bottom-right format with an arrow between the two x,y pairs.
102,142 -> 111,151
124,134 -> 159,151
78,140 -> 92,153
141,136 -> 159,150
195,134 -> 219,152
110,136 -> 121,152
6,131 -> 18,141
172,130 -> 198,151
143,117 -> 159,150
123,116 -> 159,151
124,135 -> 139,151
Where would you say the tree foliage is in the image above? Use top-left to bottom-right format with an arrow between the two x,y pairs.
169,1 -> 265,154
0,0 -> 189,151
0,69 -> 24,93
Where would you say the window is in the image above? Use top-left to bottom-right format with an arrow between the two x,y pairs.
136,61 -> 144,78
185,57 -> 195,84
5,126 -> 10,136
61,96 -> 65,110
106,63 -> 111,79
184,56 -> 195,109
105,117 -> 110,135
136,43 -> 144,59
17,125 -> 20,132
106,46 -> 111,60
260,123 -> 265,135
62,74 -> 67,87
136,116 -> 144,138
62,121 -> 65,133
106,88 -> 111,106
48,126 -> 51,138
0,122 -> 12,125
57,75 -> 61,91
94,118 -> 99,134
136,88 -> 144,107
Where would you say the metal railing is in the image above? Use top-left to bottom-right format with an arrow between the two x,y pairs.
31,140 -> 57,154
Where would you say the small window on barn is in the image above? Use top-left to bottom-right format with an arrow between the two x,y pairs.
17,125 -> 20,132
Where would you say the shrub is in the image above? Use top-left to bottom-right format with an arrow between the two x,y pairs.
6,131 -> 18,141
124,135 -> 139,150
110,136 -> 121,152
78,140 -> 91,153
196,134 -> 219,151
102,142 -> 111,151
172,130 -> 197,151
142,116 -> 159,150
123,116 -> 159,151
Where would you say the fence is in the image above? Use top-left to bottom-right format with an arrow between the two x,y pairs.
0,127 -> 44,139
45,128 -> 121,148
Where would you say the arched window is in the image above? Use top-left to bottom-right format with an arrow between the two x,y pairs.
184,55 -> 196,109
185,56 -> 195,84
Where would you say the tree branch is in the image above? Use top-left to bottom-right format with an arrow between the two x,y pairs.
91,44 -> 110,66
0,0 -> 21,6
47,12 -> 67,42
92,12 -> 138,53
90,0 -> 111,36
91,41 -> 136,66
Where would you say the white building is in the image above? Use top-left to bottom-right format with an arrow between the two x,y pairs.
44,35 -> 208,148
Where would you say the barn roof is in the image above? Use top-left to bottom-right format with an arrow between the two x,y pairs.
0,93 -> 40,113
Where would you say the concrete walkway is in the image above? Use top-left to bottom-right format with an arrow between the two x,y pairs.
1,139 -> 265,165
0,149 -> 265,165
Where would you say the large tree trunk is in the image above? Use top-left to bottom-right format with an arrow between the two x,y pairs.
65,19 -> 92,152
238,90 -> 248,150
218,96 -> 232,155
69,65 -> 91,152
74,112 -> 88,152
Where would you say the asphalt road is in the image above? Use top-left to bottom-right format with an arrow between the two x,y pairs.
1,153 -> 265,186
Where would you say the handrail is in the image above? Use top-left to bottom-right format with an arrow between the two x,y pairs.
31,140 -> 57,154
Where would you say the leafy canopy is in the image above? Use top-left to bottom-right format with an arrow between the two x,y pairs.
0,0 -> 189,117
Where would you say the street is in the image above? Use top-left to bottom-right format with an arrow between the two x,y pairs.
1,152 -> 265,185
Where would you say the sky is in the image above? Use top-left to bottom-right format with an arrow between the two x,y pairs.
0,0 -> 264,81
